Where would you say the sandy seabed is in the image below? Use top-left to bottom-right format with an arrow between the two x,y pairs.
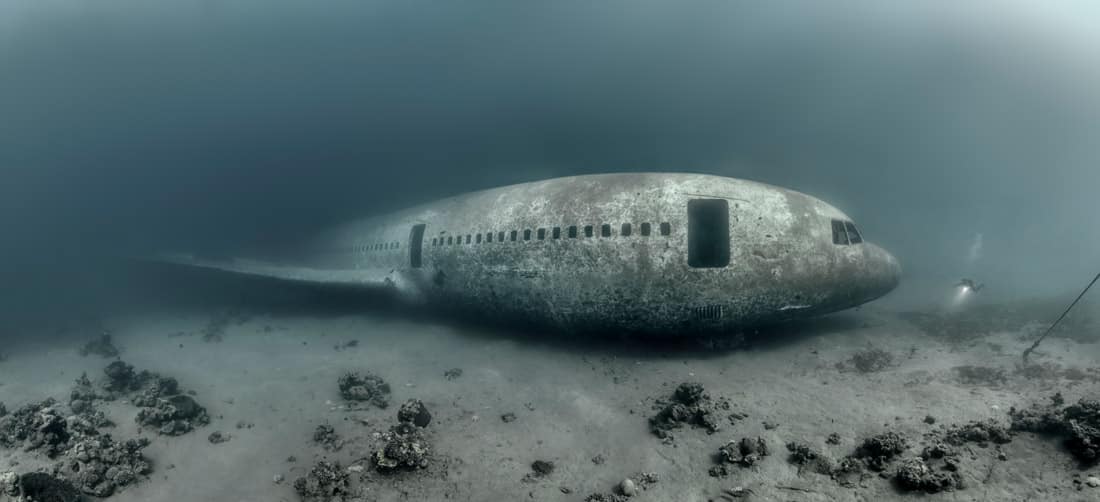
1,294 -> 1099,502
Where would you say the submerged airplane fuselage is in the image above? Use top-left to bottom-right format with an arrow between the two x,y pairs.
168,173 -> 900,335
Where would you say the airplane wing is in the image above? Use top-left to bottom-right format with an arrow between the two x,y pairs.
149,253 -> 394,289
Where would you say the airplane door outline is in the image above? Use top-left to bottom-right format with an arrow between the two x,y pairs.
409,224 -> 426,268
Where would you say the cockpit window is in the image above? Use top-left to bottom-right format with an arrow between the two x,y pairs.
832,219 -> 864,245
844,221 -> 863,244
831,219 -> 850,245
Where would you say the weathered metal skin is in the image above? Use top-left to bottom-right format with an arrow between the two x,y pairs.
164,173 -> 899,335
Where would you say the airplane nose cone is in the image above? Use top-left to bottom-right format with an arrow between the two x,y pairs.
884,249 -> 902,290
869,243 -> 902,297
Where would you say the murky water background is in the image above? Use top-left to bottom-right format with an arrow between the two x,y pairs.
2,2 -> 1099,324
1,6 -> 1100,499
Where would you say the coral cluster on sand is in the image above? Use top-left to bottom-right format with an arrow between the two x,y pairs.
82,360 -> 211,436
338,371 -> 392,409
1011,394 -> 1100,464
648,382 -> 735,442
371,399 -> 434,472
0,397 -> 153,498
0,358 -> 218,500
293,460 -> 350,502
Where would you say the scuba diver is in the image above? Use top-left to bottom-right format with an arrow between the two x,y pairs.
955,278 -> 984,292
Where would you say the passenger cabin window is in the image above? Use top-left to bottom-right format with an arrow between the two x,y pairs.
510,230 -> 517,242
660,222 -> 671,236
688,199 -> 730,268
641,222 -> 651,236
537,228 -> 546,240
476,234 -> 482,244
831,220 -> 849,245
601,224 -> 611,237
568,226 -> 577,238
552,227 -> 561,239
621,223 -> 632,237
844,221 -> 863,244
447,236 -> 453,245
466,235 -> 471,244
498,231 -> 505,242
584,225 -> 594,237
486,232 -> 492,243
524,229 -> 531,241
